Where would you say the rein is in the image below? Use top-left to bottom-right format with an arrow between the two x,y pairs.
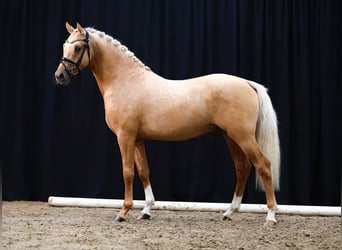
60,30 -> 90,81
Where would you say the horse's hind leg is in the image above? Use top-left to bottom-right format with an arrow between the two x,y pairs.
222,135 -> 251,220
134,140 -> 155,219
237,136 -> 278,226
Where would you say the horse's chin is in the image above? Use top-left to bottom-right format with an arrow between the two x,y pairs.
55,77 -> 71,86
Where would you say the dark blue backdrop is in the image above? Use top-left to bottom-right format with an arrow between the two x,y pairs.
1,0 -> 340,206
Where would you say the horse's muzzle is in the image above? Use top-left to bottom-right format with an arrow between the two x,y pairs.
55,68 -> 71,86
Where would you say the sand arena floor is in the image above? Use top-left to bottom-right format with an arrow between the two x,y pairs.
2,201 -> 341,249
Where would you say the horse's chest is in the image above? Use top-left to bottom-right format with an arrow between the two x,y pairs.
103,103 -> 138,135
104,110 -> 119,133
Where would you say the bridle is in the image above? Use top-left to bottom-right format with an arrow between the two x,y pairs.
60,30 -> 90,81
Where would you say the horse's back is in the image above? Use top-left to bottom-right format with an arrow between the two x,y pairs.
173,73 -> 259,123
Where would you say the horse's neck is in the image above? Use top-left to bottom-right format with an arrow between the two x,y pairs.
88,34 -> 148,96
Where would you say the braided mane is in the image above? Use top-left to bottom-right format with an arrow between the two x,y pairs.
86,27 -> 150,70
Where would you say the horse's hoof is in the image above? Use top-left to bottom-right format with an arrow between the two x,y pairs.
221,215 -> 232,221
264,220 -> 276,227
113,215 -> 126,222
138,213 -> 151,220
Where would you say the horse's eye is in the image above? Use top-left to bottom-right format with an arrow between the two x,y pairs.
75,46 -> 81,53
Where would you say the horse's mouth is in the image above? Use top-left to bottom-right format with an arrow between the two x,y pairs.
55,78 -> 70,86
55,69 -> 71,86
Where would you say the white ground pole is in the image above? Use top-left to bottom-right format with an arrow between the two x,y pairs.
48,196 -> 341,217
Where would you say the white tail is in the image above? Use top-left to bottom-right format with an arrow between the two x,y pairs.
247,81 -> 281,191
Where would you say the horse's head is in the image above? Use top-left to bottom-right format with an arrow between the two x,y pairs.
55,22 -> 90,85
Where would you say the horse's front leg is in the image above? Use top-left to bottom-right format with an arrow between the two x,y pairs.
134,140 -> 155,220
113,133 -> 136,222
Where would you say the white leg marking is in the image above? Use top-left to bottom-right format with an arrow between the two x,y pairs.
223,193 -> 242,219
142,184 -> 155,216
266,207 -> 277,223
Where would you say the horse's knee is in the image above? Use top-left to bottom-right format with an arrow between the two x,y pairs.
123,168 -> 134,180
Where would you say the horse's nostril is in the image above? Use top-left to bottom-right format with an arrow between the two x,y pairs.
55,73 -> 65,81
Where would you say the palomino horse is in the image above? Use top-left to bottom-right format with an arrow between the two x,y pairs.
55,22 -> 281,226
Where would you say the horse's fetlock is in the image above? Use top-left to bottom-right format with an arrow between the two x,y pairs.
146,199 -> 155,206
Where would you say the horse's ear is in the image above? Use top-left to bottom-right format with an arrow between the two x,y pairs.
76,22 -> 85,34
66,22 -> 74,34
